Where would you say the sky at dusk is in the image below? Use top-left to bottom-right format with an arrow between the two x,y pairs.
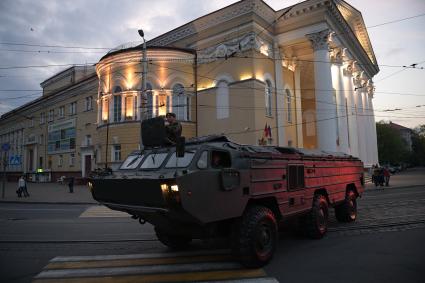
0,0 -> 424,128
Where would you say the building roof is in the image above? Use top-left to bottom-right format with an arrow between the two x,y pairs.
389,122 -> 413,132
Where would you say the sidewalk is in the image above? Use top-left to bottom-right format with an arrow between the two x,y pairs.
0,181 -> 96,204
0,167 -> 424,205
365,167 -> 425,191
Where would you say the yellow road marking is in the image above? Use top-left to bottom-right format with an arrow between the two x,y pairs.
46,254 -> 234,270
33,268 -> 265,283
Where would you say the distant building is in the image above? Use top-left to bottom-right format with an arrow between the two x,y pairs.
0,0 -> 380,180
388,122 -> 413,151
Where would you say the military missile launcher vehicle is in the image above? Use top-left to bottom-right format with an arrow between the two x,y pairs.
88,117 -> 364,267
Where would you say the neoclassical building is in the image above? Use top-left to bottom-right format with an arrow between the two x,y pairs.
0,0 -> 379,180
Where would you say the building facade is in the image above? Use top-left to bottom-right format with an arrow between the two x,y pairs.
0,0 -> 379,180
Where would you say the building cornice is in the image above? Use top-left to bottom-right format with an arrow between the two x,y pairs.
148,0 -> 274,47
0,74 -> 98,123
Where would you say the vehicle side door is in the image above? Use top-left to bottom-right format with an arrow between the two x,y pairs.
285,164 -> 308,215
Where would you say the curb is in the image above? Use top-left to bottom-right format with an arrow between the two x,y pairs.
364,184 -> 425,192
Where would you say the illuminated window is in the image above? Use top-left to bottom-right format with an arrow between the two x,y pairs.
113,95 -> 122,122
265,80 -> 272,116
102,98 -> 109,122
172,84 -> 188,121
125,96 -> 134,119
216,81 -> 229,119
286,89 -> 292,123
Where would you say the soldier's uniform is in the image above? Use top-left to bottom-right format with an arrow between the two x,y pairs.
165,121 -> 182,144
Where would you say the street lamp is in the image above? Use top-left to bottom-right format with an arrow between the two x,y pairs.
138,29 -> 148,151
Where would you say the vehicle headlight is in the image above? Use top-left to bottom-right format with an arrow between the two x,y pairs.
87,181 -> 94,191
170,185 -> 179,192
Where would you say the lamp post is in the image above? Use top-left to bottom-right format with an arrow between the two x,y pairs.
138,29 -> 148,151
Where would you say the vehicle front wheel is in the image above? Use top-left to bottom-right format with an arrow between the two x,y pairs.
154,228 -> 192,250
233,206 -> 278,268
335,190 -> 357,222
303,195 -> 329,239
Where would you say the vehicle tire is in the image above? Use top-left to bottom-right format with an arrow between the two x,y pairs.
154,227 -> 191,250
303,195 -> 329,239
335,190 -> 357,222
233,206 -> 278,268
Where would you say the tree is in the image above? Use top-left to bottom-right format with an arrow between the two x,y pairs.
376,121 -> 410,164
411,125 -> 425,166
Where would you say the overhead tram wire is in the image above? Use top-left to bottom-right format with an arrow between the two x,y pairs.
375,61 -> 425,83
0,10 -> 422,53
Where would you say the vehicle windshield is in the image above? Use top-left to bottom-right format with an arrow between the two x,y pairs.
140,153 -> 168,169
165,151 -> 196,168
120,155 -> 144,170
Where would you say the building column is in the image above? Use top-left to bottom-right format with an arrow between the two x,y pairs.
367,89 -> 379,165
330,48 -> 349,154
363,91 -> 373,167
294,63 -> 303,148
273,41 -> 285,146
306,29 -> 337,152
355,76 -> 368,165
109,96 -> 114,123
343,61 -> 359,157
365,80 -> 378,166
121,94 -> 126,122
97,97 -> 102,125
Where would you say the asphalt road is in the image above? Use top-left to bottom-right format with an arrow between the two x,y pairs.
0,185 -> 424,282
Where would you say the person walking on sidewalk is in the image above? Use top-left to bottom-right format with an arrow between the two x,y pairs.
383,167 -> 391,187
18,175 -> 29,197
68,176 -> 74,193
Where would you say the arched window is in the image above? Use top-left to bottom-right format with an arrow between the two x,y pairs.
216,81 -> 229,119
172,83 -> 188,121
146,83 -> 153,118
265,80 -> 272,116
286,89 -> 292,123
113,86 -> 122,93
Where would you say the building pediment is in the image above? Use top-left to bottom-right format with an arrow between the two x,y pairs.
334,0 -> 377,65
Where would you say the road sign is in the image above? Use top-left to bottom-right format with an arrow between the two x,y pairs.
1,143 -> 10,152
9,155 -> 22,166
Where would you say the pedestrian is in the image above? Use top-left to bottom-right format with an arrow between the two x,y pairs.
18,175 -> 29,197
378,167 -> 385,187
383,167 -> 391,187
373,165 -> 380,187
68,176 -> 74,193
16,176 -> 23,198
164,112 -> 182,144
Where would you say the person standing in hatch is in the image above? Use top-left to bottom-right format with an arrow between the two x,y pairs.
165,112 -> 182,144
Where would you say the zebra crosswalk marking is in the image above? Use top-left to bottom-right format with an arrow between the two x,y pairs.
33,250 -> 274,283
79,206 -> 129,218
